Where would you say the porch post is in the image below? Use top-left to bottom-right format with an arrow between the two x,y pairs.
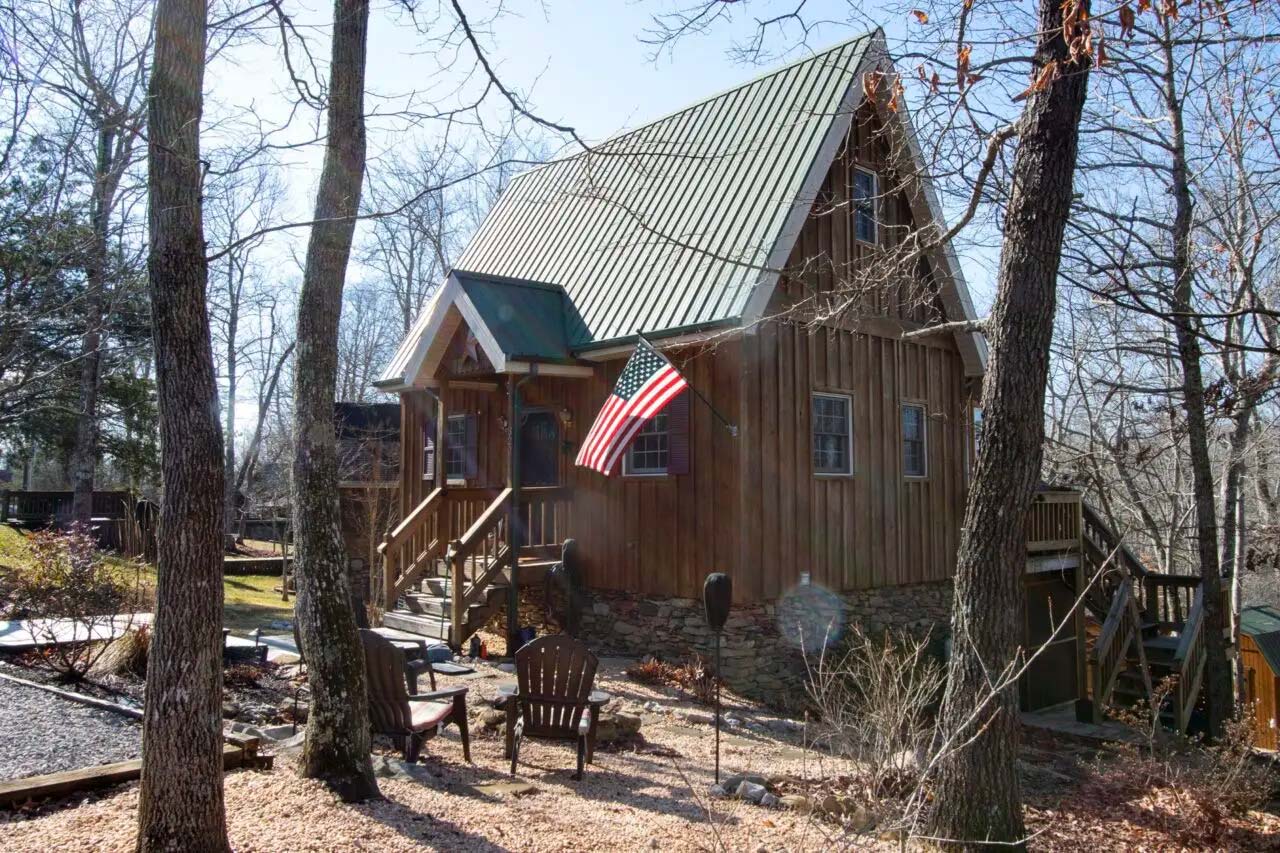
435,379 -> 448,491
507,368 -> 536,657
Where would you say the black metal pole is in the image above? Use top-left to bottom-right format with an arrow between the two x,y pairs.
714,630 -> 721,784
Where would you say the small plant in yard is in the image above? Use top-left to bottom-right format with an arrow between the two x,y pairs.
625,654 -> 718,705
804,625 -> 944,802
9,525 -> 143,682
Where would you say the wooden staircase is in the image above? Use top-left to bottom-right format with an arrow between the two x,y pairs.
1076,503 -> 1208,734
377,486 -> 572,648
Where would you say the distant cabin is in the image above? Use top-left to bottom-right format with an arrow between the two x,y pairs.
1240,606 -> 1280,750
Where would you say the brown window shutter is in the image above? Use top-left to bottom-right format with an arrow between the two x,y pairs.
463,413 -> 479,480
422,419 -> 436,481
667,391 -> 690,475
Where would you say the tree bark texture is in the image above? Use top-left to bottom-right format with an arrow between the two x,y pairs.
135,0 -> 230,849
928,4 -> 1090,850
1160,25 -> 1232,739
71,125 -> 122,524
291,0 -> 378,802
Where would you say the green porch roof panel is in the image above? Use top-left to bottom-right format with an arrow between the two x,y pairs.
455,272 -> 574,363
455,32 -> 874,348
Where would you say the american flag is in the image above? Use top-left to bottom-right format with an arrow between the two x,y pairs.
575,338 -> 689,475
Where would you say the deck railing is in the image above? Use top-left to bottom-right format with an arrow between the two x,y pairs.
1025,490 -> 1082,553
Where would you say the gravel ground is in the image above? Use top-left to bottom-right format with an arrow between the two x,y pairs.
0,677 -> 143,782
1,661 -> 875,852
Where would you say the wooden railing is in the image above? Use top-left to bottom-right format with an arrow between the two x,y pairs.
444,486 -> 574,647
379,488 -> 446,611
1025,490 -> 1082,552
1,490 -> 133,523
378,487 -> 502,611
520,486 -> 574,551
448,488 -> 513,647
1090,577 -> 1140,711
1172,586 -> 1207,733
1141,573 -> 1200,631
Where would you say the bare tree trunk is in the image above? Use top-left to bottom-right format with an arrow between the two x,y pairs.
224,284 -> 239,539
1160,24 -> 1231,740
70,126 -> 118,524
135,0 -> 229,848
290,0 -> 378,802
928,3 -> 1090,849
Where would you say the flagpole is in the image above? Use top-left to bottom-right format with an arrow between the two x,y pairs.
636,333 -> 738,438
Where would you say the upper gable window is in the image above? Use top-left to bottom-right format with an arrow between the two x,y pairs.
853,168 -> 878,244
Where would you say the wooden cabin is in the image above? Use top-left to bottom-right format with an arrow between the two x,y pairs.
1240,605 -> 1280,750
374,31 -> 997,699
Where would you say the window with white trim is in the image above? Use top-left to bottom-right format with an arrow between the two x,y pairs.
902,403 -> 927,478
853,168 -> 878,244
624,411 -> 669,475
812,393 -> 853,475
445,414 -> 470,480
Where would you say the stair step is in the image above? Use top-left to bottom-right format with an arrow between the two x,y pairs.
1143,636 -> 1180,652
382,609 -> 451,641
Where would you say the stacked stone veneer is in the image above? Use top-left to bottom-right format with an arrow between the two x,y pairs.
577,581 -> 953,707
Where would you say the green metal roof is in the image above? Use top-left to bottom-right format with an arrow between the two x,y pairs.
454,32 -> 874,348
455,272 -> 575,363
1241,605 -> 1280,675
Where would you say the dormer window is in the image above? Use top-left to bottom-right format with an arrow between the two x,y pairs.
853,168 -> 878,244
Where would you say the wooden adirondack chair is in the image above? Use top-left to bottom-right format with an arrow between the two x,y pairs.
504,635 -> 603,780
361,629 -> 471,763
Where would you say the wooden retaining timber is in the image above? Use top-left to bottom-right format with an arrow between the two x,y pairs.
0,740 -> 270,806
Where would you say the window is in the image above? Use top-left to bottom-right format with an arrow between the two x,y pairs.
622,392 -> 690,477
444,414 -> 475,481
853,168 -> 878,244
902,403 -> 927,478
625,411 -> 669,475
812,393 -> 853,475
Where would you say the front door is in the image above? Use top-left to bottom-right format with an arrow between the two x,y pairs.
519,410 -> 560,486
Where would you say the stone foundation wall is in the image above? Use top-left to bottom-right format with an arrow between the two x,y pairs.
577,582 -> 953,707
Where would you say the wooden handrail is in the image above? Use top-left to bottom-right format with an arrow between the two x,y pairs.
455,487 -> 513,551
382,488 -> 444,553
1172,587 -> 1207,733
1089,577 -> 1139,714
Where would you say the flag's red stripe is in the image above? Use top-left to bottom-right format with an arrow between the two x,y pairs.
584,391 -> 636,469
575,393 -> 623,465
583,366 -> 678,470
598,374 -> 688,474
587,367 -> 683,470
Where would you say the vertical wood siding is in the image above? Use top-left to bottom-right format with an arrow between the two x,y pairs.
737,322 -> 968,596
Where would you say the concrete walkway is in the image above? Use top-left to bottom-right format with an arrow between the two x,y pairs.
0,614 -> 153,651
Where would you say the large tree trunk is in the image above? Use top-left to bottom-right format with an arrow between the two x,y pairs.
291,0 -> 378,802
70,126 -> 118,524
1159,25 -> 1232,740
928,3 -> 1090,849
135,0 -> 229,849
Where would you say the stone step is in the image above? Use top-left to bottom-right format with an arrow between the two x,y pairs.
382,609 -> 451,641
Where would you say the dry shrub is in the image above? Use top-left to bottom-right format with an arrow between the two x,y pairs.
90,625 -> 150,678
225,663 -> 264,688
9,526 -> 143,682
804,625 -> 944,800
1103,676 -> 1279,846
626,655 -> 718,705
